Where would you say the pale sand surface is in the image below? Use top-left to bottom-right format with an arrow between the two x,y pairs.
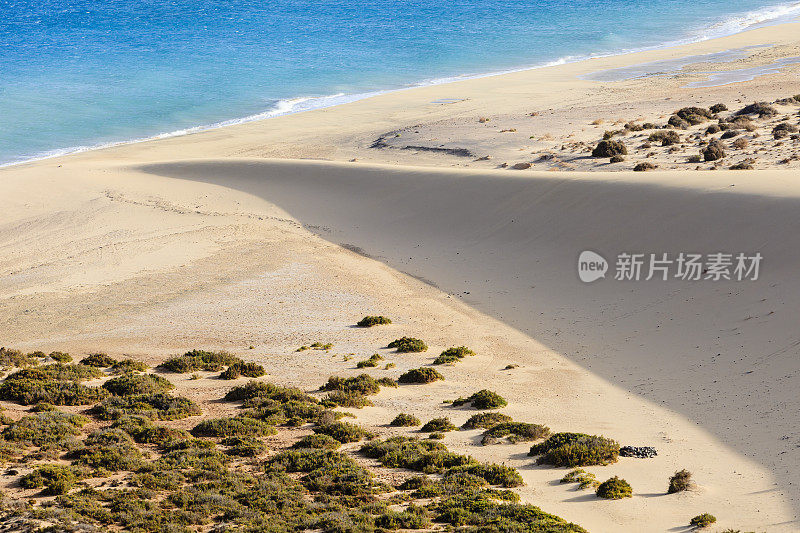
2,20 -> 800,532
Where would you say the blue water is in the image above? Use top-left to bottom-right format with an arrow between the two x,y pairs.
2,0 -> 800,166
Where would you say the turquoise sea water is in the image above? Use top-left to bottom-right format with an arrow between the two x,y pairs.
2,0 -> 800,166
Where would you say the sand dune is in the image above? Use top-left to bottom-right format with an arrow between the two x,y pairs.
143,158 -> 800,527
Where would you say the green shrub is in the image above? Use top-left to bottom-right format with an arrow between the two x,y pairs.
357,316 -> 392,327
159,349 -> 240,373
356,354 -> 383,368
73,434 -> 143,472
596,476 -> 632,499
292,434 -> 341,450
220,361 -> 265,380
433,346 -> 475,365
0,379 -> 107,406
102,373 -> 174,396
387,337 -> 428,353
312,421 -> 368,443
80,353 -> 115,367
529,432 -> 619,467
5,364 -> 103,382
668,469 -> 695,494
110,359 -> 148,374
111,415 -> 189,447
322,390 -> 373,408
94,393 -> 201,420
320,373 -> 381,395
398,368 -> 443,384
421,417 -> 456,432
560,468 -> 599,489
191,416 -> 276,438
49,352 -> 72,363
0,347 -> 39,368
3,411 -> 88,447
481,422 -> 550,444
390,413 -> 420,427
690,513 -> 717,528
224,380 -> 316,404
31,402 -> 57,412
452,389 -> 507,409
20,464 -> 86,495
221,436 -> 266,457
375,504 -> 430,529
462,412 -> 513,429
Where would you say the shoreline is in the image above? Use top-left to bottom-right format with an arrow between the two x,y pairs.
3,10 -> 800,170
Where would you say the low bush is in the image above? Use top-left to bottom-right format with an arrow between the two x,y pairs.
357,316 -> 392,327
390,413 -> 420,427
0,347 -> 39,368
0,379 -> 107,406
462,412 -> 513,429
374,504 -> 431,529
529,432 -> 620,467
387,337 -> 428,353
481,422 -> 550,445
5,364 -> 103,382
356,354 -> 383,368
20,464 -> 86,495
73,433 -> 143,472
703,139 -> 725,161
291,434 -> 341,450
452,389 -> 507,409
648,130 -> 681,146
592,140 -> 627,157
191,416 -> 276,438
158,349 -> 239,373
94,393 -> 201,420
736,102 -> 777,117
596,476 -> 632,499
320,374 -> 381,395
31,402 -> 57,412
111,415 -> 189,447
668,469 -> 695,494
110,359 -> 148,374
49,352 -> 72,363
3,411 -> 88,447
421,417 -> 456,432
398,368 -> 443,384
676,107 -> 712,124
433,346 -> 475,365
102,373 -> 174,396
560,468 -> 599,489
321,390 -> 373,408
221,436 -> 266,457
710,103 -> 728,113
690,513 -> 717,528
312,421 -> 369,443
80,353 -> 115,367
224,361 -> 265,380
224,380 -> 315,404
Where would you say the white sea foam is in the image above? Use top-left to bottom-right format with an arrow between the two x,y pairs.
4,1 -> 800,169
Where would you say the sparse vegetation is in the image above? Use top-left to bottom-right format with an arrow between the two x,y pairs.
356,353 -> 383,368
191,416 -> 277,438
48,351 -> 72,363
357,315 -> 392,327
668,469 -> 695,494
433,346 -> 475,365
421,417 -> 456,432
398,367 -> 443,384
219,361 -> 266,380
690,513 -> 717,528
313,421 -> 369,443
560,468 -> 600,489
452,389 -> 507,409
20,464 -> 86,495
159,349 -> 239,372
481,422 -> 550,445
94,393 -> 201,420
462,412 -> 513,429
102,373 -> 174,396
391,413 -> 421,427
0,347 -> 40,368
529,432 -> 620,467
388,337 -> 428,353
596,476 -> 632,499
80,353 -> 115,367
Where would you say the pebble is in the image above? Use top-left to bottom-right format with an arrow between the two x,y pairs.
620,446 -> 657,458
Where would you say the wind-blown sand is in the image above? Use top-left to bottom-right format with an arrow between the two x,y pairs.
2,20 -> 800,532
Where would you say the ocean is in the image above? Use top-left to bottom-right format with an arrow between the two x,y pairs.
2,0 -> 799,166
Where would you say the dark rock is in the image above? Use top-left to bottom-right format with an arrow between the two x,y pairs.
633,162 -> 657,172
511,162 -> 531,170
620,446 -> 657,458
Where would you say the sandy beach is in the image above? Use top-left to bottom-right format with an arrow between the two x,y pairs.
2,19 -> 800,532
